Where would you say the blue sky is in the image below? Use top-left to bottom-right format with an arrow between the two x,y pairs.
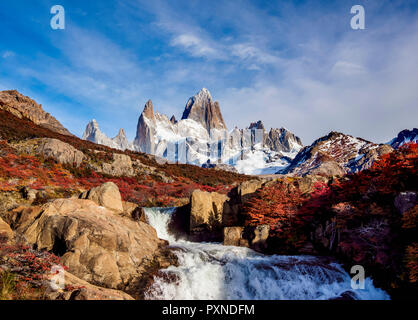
0,0 -> 417,145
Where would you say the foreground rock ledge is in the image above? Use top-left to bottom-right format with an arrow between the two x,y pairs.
14,198 -> 174,296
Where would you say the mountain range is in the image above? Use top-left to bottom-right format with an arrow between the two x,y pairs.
83,88 -> 303,174
1,88 -> 414,177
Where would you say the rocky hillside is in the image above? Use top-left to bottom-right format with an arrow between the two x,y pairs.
0,106 -> 251,208
0,103 -> 252,300
0,90 -> 72,136
223,143 -> 417,298
280,131 -> 393,177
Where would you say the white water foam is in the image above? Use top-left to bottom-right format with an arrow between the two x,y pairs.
143,207 -> 390,300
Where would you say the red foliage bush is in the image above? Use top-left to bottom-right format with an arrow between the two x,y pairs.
243,143 -> 418,289
0,234 -> 67,298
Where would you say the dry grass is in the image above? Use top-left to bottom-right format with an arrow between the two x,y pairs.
0,271 -> 16,300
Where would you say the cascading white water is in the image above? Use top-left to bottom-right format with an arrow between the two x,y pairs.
144,207 -> 390,300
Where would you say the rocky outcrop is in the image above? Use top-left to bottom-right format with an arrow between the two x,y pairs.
353,144 -> 394,172
13,138 -> 85,167
0,217 -> 13,239
181,88 -> 227,132
46,271 -> 135,300
296,175 -> 330,194
394,192 -> 417,214
189,190 -> 229,241
13,198 -> 173,294
281,131 -> 393,176
237,179 -> 264,199
101,153 -> 135,177
223,227 -> 244,246
251,225 -> 270,252
0,90 -> 72,136
388,128 -> 418,149
79,182 -> 123,212
201,162 -> 238,173
266,127 -> 303,154
223,225 -> 271,251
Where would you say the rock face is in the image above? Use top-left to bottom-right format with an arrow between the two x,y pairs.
229,121 -> 303,174
223,227 -> 244,246
388,128 -> 418,149
0,90 -> 72,136
13,138 -> 85,167
15,198 -> 170,293
222,225 -> 270,251
237,179 -> 264,198
296,175 -> 330,194
251,225 -> 270,252
265,128 -> 303,154
79,182 -> 123,212
100,153 -> 135,177
0,217 -> 13,239
46,271 -> 135,300
394,192 -> 417,214
112,129 -> 132,151
189,190 -> 229,241
83,119 -> 134,151
181,88 -> 227,131
134,100 -> 156,154
280,132 -> 393,177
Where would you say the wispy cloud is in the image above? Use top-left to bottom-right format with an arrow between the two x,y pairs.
170,34 -> 219,58
1,51 -> 15,59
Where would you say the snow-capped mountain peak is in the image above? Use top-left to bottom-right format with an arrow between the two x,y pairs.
82,89 -> 304,174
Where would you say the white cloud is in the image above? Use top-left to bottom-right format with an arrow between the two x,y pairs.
170,34 -> 218,58
331,61 -> 367,76
2,51 -> 15,59
231,43 -> 282,66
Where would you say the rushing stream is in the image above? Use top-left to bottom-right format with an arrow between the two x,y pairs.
144,207 -> 389,300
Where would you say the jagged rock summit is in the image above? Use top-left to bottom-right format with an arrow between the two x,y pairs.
181,88 -> 227,132
133,100 -> 156,154
0,90 -> 72,136
83,119 -> 133,151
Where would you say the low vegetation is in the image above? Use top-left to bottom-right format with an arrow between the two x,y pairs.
243,143 -> 418,296
0,110 -> 251,207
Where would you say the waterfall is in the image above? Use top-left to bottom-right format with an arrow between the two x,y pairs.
143,207 -> 389,300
